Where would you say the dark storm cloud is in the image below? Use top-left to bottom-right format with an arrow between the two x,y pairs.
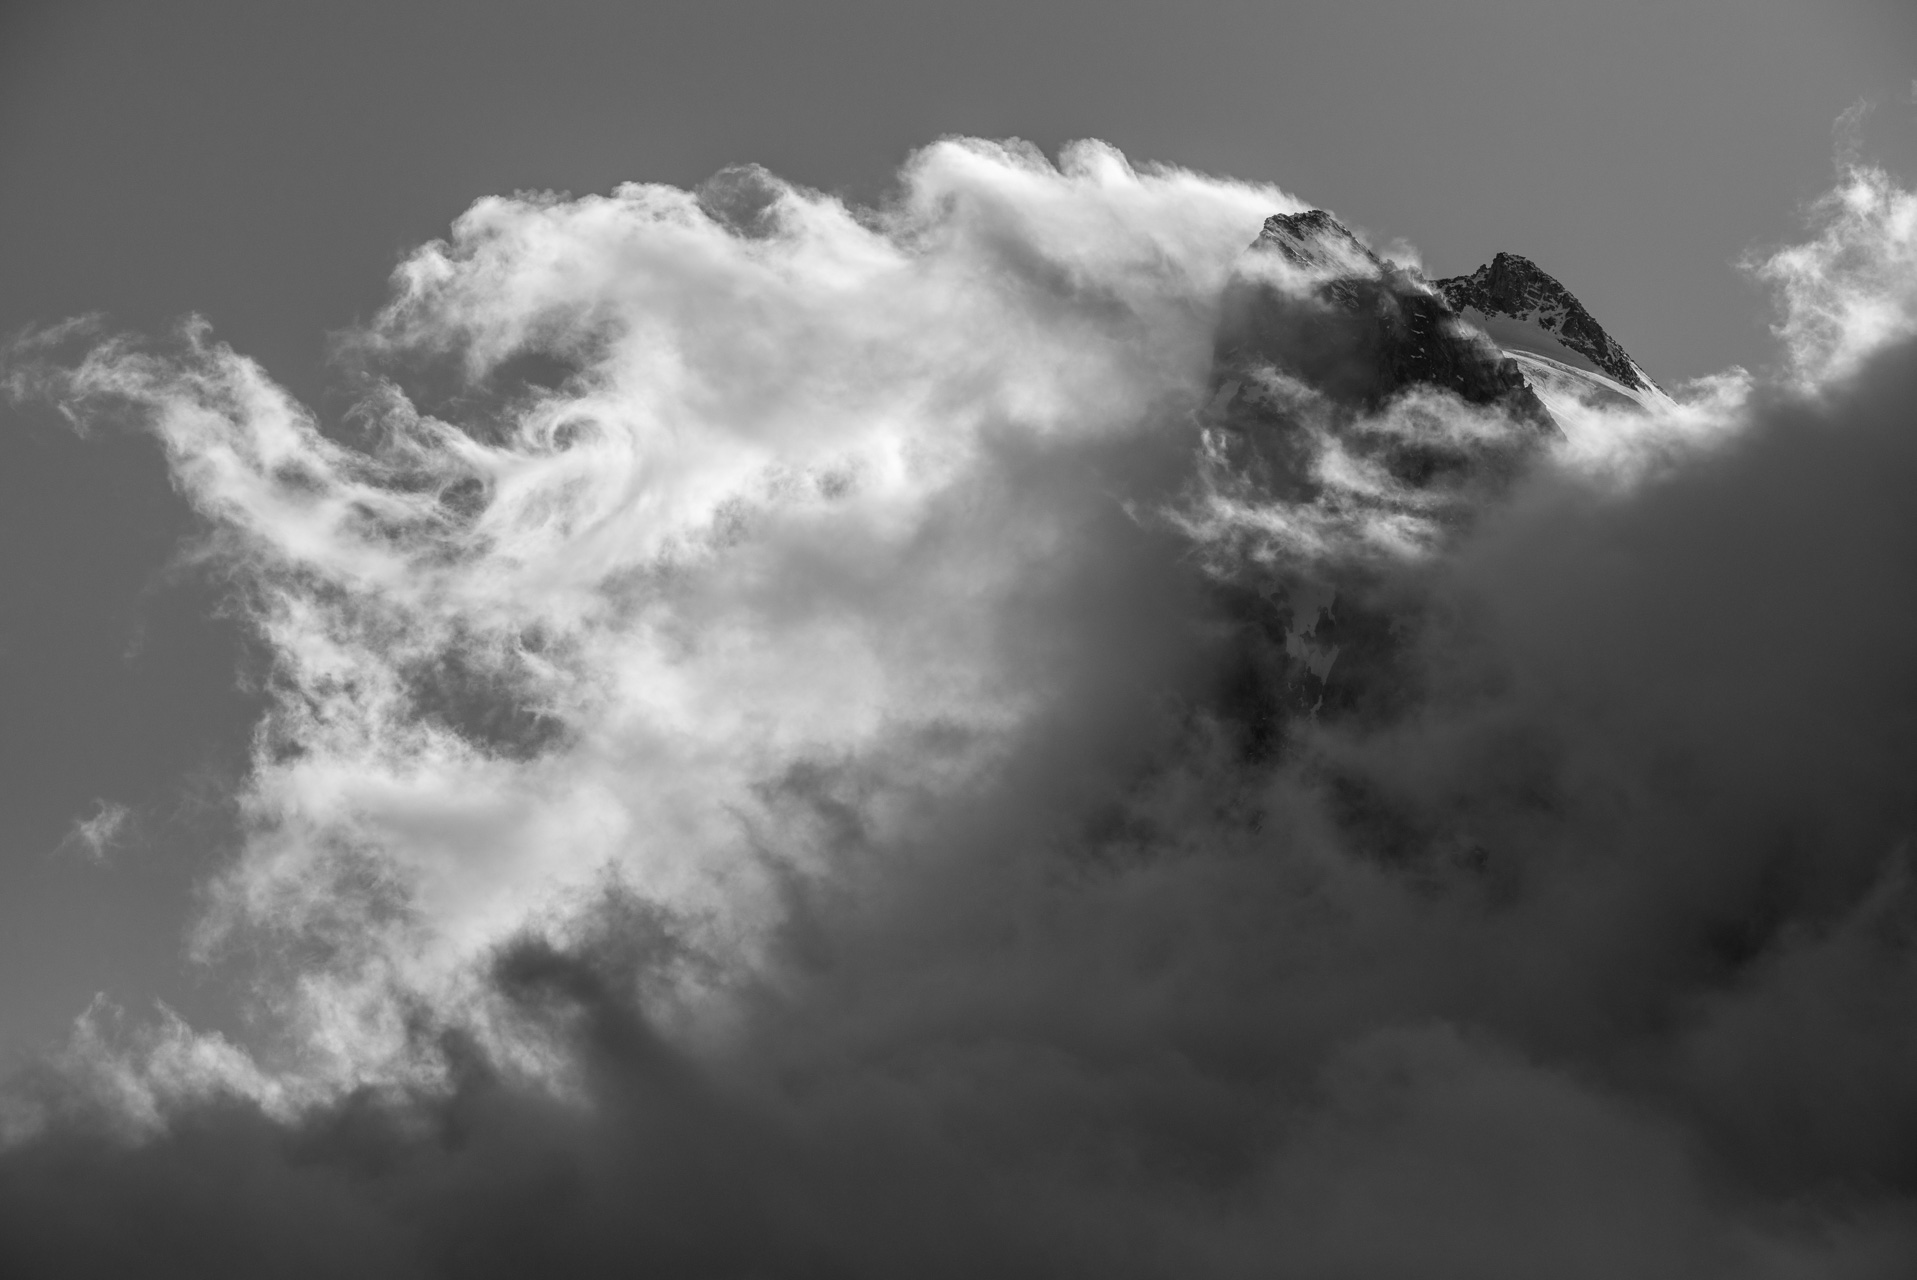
5,144 -> 1917,1278
0,367 -> 1909,1272
7,344 -> 1917,1277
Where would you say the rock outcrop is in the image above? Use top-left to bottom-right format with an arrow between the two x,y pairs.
1219,211 -> 1553,425
1433,252 -> 1658,393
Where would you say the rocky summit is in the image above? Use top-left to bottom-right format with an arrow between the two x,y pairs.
1221,211 -> 1552,424
1248,208 -> 1384,275
1434,251 -> 1658,393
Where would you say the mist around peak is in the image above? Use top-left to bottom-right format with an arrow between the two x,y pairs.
3,139 -> 1917,1279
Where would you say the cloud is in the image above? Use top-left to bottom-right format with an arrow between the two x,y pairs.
3,140 -> 1917,1277
54,800 -> 131,865
1752,159 -> 1917,389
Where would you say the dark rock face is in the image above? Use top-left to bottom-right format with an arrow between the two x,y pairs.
1219,213 -> 1554,426
1434,252 -> 1656,392
1197,211 -> 1561,762
1193,215 -> 1660,872
1208,208 -> 1558,505
1250,209 -> 1381,273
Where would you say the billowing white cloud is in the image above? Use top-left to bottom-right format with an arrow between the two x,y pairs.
23,139 -> 1314,1090
1755,161 -> 1917,390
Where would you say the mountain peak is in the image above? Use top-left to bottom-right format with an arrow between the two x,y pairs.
1432,253 -> 1657,393
1226,210 -> 1549,426
1255,209 -> 1386,275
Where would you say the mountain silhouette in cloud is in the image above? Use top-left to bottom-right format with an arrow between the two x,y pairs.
1218,210 -> 1554,426
1195,210 -> 1670,759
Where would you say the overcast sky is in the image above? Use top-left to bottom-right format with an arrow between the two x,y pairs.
1,0 -> 1913,1065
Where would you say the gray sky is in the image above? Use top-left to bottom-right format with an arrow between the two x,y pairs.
0,0 -> 1912,1057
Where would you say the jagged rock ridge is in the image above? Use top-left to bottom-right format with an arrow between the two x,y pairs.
1252,209 -> 1384,275
1433,252 -> 1657,393
1227,211 -> 1552,425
